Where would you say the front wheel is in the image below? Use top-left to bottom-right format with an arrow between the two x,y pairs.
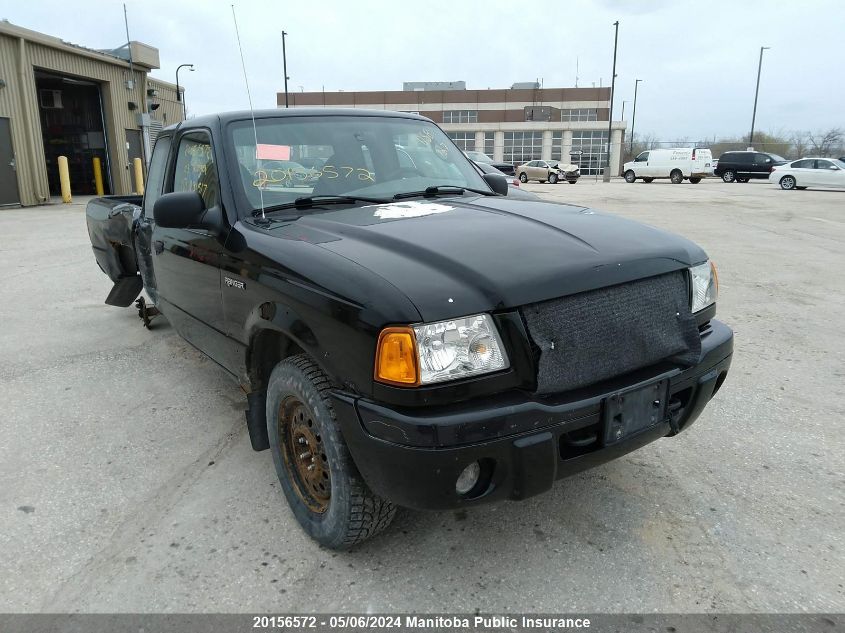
267,355 -> 396,549
519,172 -> 528,183
548,173 -> 558,184
689,177 -> 702,184
779,175 -> 797,190
670,170 -> 683,184
624,170 -> 636,183
722,170 -> 736,183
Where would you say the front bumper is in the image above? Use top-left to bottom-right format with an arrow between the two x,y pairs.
332,319 -> 733,510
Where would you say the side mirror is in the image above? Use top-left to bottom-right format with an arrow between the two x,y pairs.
482,173 -> 509,196
830,165 -> 839,170
154,191 -> 220,231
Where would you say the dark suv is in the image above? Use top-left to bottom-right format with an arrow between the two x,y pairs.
714,151 -> 788,183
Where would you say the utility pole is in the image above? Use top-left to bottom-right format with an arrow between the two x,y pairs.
630,78 -> 642,154
282,31 -> 290,108
749,46 -> 770,146
175,63 -> 194,120
603,21 -> 619,182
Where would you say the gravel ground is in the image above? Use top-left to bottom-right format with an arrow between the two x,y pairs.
1,178 -> 842,613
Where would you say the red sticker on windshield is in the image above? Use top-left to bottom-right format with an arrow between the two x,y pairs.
256,144 -> 291,160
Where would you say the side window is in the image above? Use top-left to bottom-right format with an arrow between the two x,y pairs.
173,132 -> 218,208
815,160 -> 834,170
636,152 -> 649,162
754,154 -> 771,165
792,159 -> 811,169
142,136 -> 171,218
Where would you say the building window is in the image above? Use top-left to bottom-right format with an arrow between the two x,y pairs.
561,108 -> 598,122
447,131 -> 476,152
551,132 -> 563,161
503,131 -> 543,164
483,132 -> 495,158
571,130 -> 608,175
443,110 -> 478,124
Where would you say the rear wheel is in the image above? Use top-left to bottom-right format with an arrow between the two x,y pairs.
643,177 -> 655,183
267,355 -> 396,549
624,170 -> 636,183
519,172 -> 528,183
689,177 -> 702,184
779,175 -> 797,190
722,170 -> 736,183
670,169 -> 683,184
548,173 -> 558,184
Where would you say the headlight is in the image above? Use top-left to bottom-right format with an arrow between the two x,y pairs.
690,260 -> 718,312
374,314 -> 509,386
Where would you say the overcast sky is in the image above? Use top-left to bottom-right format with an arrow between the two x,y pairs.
4,0 -> 843,140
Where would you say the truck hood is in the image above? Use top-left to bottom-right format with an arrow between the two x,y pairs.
272,196 -> 707,322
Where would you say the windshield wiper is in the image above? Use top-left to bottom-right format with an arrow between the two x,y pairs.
392,185 -> 496,200
252,194 -> 390,217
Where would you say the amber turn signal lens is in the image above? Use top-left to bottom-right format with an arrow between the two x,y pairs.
375,327 -> 419,386
711,260 -> 719,293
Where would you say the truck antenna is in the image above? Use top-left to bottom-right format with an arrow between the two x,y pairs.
231,4 -> 265,218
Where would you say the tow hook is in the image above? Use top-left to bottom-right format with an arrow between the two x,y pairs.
667,399 -> 682,434
136,296 -> 160,328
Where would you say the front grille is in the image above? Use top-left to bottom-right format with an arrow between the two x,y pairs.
521,271 -> 701,394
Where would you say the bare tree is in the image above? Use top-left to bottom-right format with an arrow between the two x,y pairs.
807,128 -> 844,157
789,131 -> 810,159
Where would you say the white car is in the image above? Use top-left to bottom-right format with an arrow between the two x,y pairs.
770,157 -> 845,190
623,147 -> 713,184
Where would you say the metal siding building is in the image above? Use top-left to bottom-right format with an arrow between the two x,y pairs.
0,21 -> 184,206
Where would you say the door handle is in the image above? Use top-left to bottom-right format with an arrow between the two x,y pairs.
9,159 -> 15,170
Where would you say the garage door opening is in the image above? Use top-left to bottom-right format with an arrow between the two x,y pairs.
35,70 -> 112,196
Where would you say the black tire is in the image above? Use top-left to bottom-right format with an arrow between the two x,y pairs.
737,177 -> 750,183
796,186 -> 807,190
567,180 -> 576,184
779,175 -> 797,190
266,355 -> 396,549
548,173 -> 558,184
722,170 -> 736,183
519,172 -> 528,183
643,177 -> 655,183
624,170 -> 636,183
689,177 -> 702,184
670,169 -> 683,184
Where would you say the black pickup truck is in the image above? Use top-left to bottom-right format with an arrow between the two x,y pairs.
86,109 -> 733,549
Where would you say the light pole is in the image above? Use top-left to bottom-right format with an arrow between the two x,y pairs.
175,63 -> 194,120
282,31 -> 289,108
749,46 -> 770,147
603,20 -> 619,182
630,78 -> 642,154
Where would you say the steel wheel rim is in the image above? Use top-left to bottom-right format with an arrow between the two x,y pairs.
279,396 -> 331,513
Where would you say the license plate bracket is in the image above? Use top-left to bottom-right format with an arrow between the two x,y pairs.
603,379 -> 669,445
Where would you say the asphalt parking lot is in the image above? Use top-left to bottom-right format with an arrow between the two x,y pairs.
1,178 -> 843,613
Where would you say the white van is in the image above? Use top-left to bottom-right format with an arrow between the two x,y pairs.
622,148 -> 713,184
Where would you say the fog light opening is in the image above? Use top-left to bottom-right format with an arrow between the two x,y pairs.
455,461 -> 482,496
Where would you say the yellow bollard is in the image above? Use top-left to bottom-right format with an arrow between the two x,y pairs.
92,157 -> 104,196
58,156 -> 72,203
133,157 -> 145,195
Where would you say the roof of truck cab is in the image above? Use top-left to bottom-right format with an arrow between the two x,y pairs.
163,108 -> 429,132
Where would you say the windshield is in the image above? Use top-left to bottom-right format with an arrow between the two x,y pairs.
228,115 -> 489,211
465,151 -> 493,163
